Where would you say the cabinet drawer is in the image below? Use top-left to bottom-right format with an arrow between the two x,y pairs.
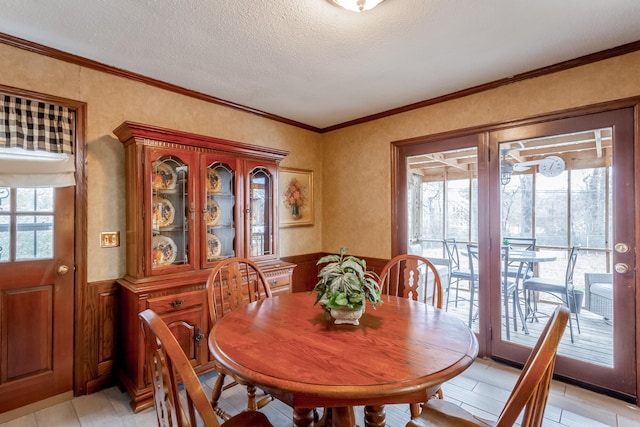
266,274 -> 291,294
147,290 -> 204,314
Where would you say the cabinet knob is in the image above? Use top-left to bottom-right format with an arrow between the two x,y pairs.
170,299 -> 184,308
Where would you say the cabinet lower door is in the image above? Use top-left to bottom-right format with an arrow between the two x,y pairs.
160,307 -> 208,368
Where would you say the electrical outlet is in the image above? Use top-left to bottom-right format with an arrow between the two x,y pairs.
100,231 -> 120,248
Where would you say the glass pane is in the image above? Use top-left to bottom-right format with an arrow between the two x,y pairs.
16,214 -> 53,259
249,168 -> 273,257
535,172 -> 569,247
151,156 -> 188,269
498,128 -> 614,368
0,187 -> 10,211
205,162 -> 235,261
446,179 -> 473,242
421,181 -> 443,241
407,146 -> 478,331
501,174 -> 533,238
571,168 -> 609,248
0,215 -> 9,262
16,188 -> 54,212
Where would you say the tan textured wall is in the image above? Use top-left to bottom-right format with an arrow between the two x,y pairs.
0,43 -> 323,281
321,51 -> 640,259
3,42 -> 640,272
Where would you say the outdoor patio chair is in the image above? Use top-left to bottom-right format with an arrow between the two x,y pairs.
523,246 -> 580,343
466,244 -> 480,327
444,238 -> 472,309
584,272 -> 613,323
502,245 -> 529,340
503,237 -> 536,281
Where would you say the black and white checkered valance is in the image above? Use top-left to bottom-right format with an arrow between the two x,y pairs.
0,95 -> 74,154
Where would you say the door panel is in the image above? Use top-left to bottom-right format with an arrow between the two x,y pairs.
0,186 -> 74,412
5,286 -> 52,379
489,108 -> 636,399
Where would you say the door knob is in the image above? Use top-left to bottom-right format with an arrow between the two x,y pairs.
614,263 -> 629,274
57,264 -> 70,275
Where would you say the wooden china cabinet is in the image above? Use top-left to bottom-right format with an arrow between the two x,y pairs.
114,122 -> 295,412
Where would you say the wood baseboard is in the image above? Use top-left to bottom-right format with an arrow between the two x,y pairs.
0,391 -> 73,424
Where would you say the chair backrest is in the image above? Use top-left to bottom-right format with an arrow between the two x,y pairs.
139,309 -> 222,427
429,256 -> 452,292
496,305 -> 570,426
564,246 -> 580,289
379,254 -> 443,308
504,237 -> 537,276
444,238 -> 461,270
502,244 -> 529,286
504,237 -> 536,251
466,244 -> 479,283
206,257 -> 272,323
501,244 -> 510,286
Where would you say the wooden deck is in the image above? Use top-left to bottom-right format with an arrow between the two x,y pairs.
443,289 -> 614,367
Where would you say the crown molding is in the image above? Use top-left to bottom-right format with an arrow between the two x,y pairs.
0,32 -> 320,133
2,32 -> 639,134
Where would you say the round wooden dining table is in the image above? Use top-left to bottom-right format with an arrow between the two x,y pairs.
208,292 -> 478,427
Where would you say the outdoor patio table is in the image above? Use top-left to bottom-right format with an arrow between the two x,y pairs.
507,250 -> 557,264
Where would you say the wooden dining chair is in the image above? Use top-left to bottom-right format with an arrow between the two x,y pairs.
379,254 -> 444,417
406,305 -> 569,427
379,254 -> 443,307
206,257 -> 274,420
138,309 -> 273,427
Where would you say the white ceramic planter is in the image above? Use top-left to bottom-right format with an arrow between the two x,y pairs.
330,307 -> 364,325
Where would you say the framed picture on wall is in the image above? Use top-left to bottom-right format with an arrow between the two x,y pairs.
279,167 -> 314,228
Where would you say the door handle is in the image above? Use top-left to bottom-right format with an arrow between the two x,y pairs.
57,264 -> 70,275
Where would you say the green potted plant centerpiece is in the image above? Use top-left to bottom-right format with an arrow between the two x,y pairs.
312,247 -> 382,325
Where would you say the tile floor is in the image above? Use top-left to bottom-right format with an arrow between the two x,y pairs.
1,358 -> 639,427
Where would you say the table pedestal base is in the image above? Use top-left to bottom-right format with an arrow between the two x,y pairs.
294,405 -> 386,427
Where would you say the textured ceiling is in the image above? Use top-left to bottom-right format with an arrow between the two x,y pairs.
1,0 -> 640,129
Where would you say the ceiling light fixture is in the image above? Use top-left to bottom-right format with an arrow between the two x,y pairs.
500,149 -> 514,186
329,0 -> 385,12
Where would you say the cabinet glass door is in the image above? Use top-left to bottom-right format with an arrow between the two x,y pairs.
248,166 -> 274,257
204,160 -> 236,264
149,152 -> 193,273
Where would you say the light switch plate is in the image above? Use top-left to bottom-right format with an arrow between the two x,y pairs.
100,231 -> 120,248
